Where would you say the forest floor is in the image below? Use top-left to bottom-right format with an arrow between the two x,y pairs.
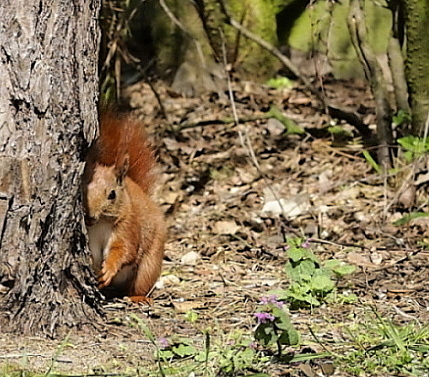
2,76 -> 429,377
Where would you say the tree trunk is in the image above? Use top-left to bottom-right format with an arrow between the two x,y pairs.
401,0 -> 429,136
387,0 -> 409,115
136,0 -> 285,96
0,0 -> 103,337
347,0 -> 393,170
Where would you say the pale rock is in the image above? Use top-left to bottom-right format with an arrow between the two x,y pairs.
181,251 -> 201,265
156,274 -> 181,288
214,220 -> 239,235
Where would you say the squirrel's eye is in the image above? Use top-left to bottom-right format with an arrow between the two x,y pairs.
108,190 -> 116,200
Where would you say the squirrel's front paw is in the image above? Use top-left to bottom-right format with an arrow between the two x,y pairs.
98,261 -> 117,288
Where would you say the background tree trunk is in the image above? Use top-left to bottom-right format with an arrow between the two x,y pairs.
401,0 -> 429,136
134,0 -> 286,96
347,0 -> 393,169
0,0 -> 103,337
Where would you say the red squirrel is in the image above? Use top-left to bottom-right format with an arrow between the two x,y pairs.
82,112 -> 166,303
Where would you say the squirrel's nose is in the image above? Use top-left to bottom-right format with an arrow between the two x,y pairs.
85,216 -> 97,226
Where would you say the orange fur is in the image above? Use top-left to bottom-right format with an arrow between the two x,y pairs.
82,113 -> 166,303
86,112 -> 156,194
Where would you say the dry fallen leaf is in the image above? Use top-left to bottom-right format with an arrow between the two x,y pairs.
370,252 -> 383,265
213,220 -> 239,235
347,252 -> 374,268
173,300 -> 205,313
157,274 -> 181,288
261,194 -> 311,218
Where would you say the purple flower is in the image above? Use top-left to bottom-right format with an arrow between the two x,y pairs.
254,312 -> 275,324
259,295 -> 284,308
301,239 -> 311,248
158,337 -> 169,349
248,342 -> 257,349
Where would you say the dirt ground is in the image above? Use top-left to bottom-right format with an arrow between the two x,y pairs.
2,76 -> 429,376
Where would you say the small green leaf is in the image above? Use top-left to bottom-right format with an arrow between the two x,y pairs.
392,110 -> 411,126
285,263 -> 302,281
397,135 -> 417,151
184,310 -> 199,323
158,349 -> 174,359
332,264 -> 356,277
304,295 -> 321,306
173,343 -> 196,358
287,247 -> 306,262
323,259 -> 341,270
310,274 -> 335,292
268,106 -> 305,134
266,76 -> 295,89
363,150 -> 381,173
272,307 -> 293,329
287,283 -> 310,298
327,125 -> 352,137
266,289 -> 289,301
278,326 -> 300,346
403,150 -> 414,162
296,259 -> 317,278
255,323 -> 277,346
393,212 -> 429,226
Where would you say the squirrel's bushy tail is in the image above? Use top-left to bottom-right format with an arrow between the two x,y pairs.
88,112 -> 156,194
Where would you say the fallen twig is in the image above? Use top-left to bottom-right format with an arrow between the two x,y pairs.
172,114 -> 271,132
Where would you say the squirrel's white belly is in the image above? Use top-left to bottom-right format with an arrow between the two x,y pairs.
87,219 -> 135,287
87,219 -> 113,274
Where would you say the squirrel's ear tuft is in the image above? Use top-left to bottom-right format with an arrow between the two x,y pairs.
116,154 -> 130,184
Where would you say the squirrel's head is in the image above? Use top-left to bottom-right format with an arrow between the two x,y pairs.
83,154 -> 130,225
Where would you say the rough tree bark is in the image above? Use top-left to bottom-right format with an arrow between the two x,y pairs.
0,0 -> 103,337
401,0 -> 429,136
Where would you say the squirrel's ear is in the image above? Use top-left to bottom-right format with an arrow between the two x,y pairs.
116,154 -> 130,184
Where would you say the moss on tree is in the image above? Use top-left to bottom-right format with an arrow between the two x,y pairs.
402,0 -> 429,136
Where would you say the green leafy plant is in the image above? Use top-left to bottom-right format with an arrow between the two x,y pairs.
392,109 -> 411,127
157,335 -> 197,360
339,309 -> 429,376
397,135 -> 429,162
130,313 -> 269,376
271,239 -> 356,308
155,331 -> 269,376
206,332 -> 267,375
253,295 -> 300,356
